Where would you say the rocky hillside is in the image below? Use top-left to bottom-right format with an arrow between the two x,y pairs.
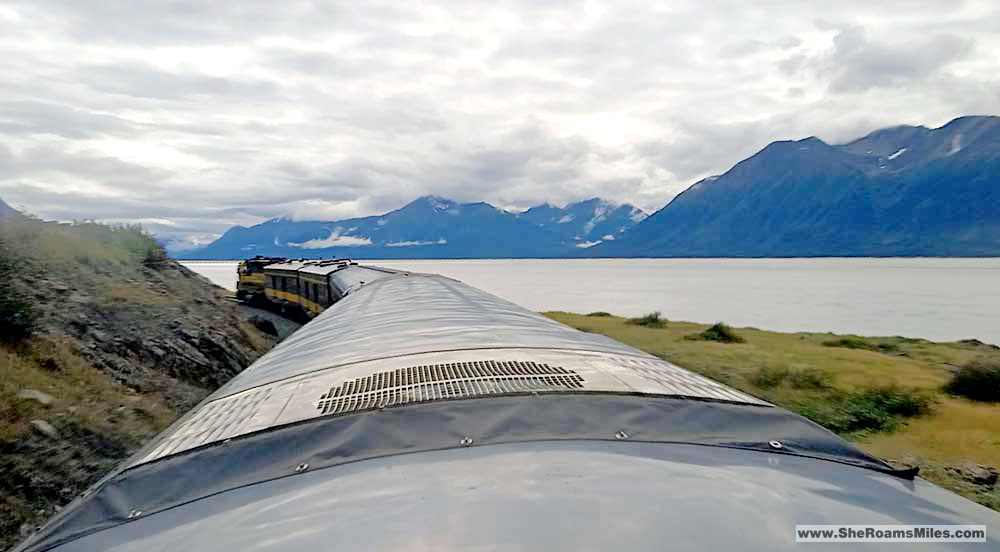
0,212 -> 278,550
593,115 -> 1000,257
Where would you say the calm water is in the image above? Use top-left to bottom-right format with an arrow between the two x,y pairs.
182,258 -> 1000,344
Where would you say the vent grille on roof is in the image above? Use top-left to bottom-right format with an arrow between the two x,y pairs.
317,360 -> 584,415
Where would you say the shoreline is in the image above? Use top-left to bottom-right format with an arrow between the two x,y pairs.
179,258 -> 1000,346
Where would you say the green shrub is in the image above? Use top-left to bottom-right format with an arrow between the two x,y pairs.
686,322 -> 745,343
798,387 -> 932,435
750,366 -> 830,390
787,368 -> 831,389
750,366 -> 788,388
627,312 -> 666,328
0,293 -> 34,342
0,239 -> 33,342
823,337 -> 869,349
822,337 -> 897,353
143,243 -> 168,268
944,358 -> 1000,402
586,311 -> 612,317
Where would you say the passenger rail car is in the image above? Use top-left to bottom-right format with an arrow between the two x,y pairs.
243,258 -> 399,319
16,265 -> 1000,552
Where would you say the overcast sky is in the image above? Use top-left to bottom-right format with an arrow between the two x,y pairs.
1,0 -> 998,249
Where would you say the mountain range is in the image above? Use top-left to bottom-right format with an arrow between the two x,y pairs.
592,115 -> 999,257
8,115 -> 998,259
182,197 -> 647,259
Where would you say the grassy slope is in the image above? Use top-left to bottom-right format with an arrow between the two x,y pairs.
545,312 -> 1000,510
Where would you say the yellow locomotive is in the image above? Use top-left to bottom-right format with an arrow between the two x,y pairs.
235,256 -> 286,303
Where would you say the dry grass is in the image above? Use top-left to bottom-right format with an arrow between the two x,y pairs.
0,337 -> 175,443
546,312 -> 964,393
859,398 -> 1000,466
104,283 -> 173,306
545,311 -> 1000,508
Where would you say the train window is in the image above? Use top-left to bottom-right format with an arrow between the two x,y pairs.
313,283 -> 320,301
281,277 -> 287,291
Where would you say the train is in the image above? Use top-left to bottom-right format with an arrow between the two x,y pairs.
235,256 -> 401,320
15,261 -> 999,551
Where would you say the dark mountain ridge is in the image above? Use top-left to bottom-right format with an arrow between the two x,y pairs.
0,197 -> 19,218
591,115 -> 1000,257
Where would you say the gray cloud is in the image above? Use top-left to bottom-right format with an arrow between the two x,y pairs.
0,100 -> 138,139
77,63 -> 284,102
0,0 -> 997,250
817,27 -> 974,92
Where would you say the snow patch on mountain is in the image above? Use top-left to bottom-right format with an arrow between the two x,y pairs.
385,238 -> 448,247
428,197 -> 456,211
948,134 -> 963,155
288,227 -> 373,248
582,203 -> 610,235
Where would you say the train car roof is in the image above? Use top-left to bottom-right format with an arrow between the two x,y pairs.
297,261 -> 352,276
16,266 -> 1000,552
327,264 -> 398,293
262,260 -> 309,272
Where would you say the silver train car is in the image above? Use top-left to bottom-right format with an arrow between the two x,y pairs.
15,266 -> 1000,551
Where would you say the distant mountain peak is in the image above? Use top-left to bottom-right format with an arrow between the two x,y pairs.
943,114 -> 999,127
516,197 -> 647,247
568,197 -> 606,207
763,136 -> 829,152
411,195 -> 456,208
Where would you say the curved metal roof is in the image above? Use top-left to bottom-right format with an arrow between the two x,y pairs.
127,269 -> 765,466
212,271 -> 672,396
